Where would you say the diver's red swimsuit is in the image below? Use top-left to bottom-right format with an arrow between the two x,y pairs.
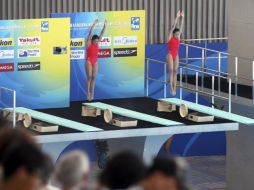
86,44 -> 99,65
168,36 -> 180,61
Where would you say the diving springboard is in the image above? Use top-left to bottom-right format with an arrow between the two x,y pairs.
7,107 -> 102,132
83,102 -> 183,126
160,98 -> 254,125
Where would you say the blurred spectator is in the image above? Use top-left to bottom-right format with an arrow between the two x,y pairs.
40,153 -> 59,190
174,157 -> 191,190
0,127 -> 36,163
130,156 -> 190,190
0,127 -> 36,183
98,151 -> 146,190
1,142 -> 52,190
54,150 -> 90,190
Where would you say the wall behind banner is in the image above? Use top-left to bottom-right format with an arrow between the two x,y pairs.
51,11 -> 145,101
0,18 -> 70,109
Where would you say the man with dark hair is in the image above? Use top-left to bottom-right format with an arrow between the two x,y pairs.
0,128 -> 36,163
0,142 -> 53,190
0,127 -> 37,184
97,151 -> 146,189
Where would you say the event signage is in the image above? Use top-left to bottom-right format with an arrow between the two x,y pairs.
0,18 -> 70,109
98,49 -> 111,58
113,48 -> 137,57
0,38 -> 14,46
113,36 -> 138,46
71,50 -> 85,60
17,62 -> 41,71
18,49 -> 40,58
51,10 -> 145,100
0,63 -> 14,72
0,50 -> 14,59
99,37 -> 111,47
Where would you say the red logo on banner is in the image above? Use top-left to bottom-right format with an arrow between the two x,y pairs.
19,37 -> 40,43
0,63 -> 14,72
98,49 -> 111,58
99,37 -> 111,46
101,38 -> 110,43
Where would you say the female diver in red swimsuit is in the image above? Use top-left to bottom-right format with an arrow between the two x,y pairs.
167,10 -> 184,96
86,18 -> 107,101
164,10 -> 184,155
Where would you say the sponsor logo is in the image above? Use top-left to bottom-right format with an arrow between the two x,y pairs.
70,38 -> 85,48
131,17 -> 140,30
70,50 -> 85,60
18,49 -> 40,58
113,36 -> 137,46
0,38 -> 14,46
98,49 -> 111,58
53,47 -> 67,54
99,37 -> 111,47
0,63 -> 14,72
113,47 -> 137,57
41,21 -> 49,32
18,37 -> 41,46
0,50 -> 14,59
17,62 -> 40,71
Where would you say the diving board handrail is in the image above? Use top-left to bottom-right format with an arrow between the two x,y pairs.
180,43 -> 229,55
178,62 -> 229,79
147,40 -> 254,104
145,58 -> 232,113
182,37 -> 228,42
179,55 -> 251,82
180,42 -> 254,101
146,58 -> 230,79
180,56 -> 228,60
146,76 -> 229,100
0,87 -> 16,127
147,57 -> 252,83
181,41 -> 254,62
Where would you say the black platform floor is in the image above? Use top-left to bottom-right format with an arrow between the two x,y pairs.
31,97 -> 232,135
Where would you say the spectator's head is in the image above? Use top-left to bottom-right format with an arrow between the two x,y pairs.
143,156 -> 180,190
99,151 -> 146,189
54,150 -> 90,190
2,142 -> 50,190
0,127 -> 36,163
0,127 -> 36,184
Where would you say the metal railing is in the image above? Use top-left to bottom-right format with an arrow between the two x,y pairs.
146,37 -> 254,115
0,87 -> 16,127
182,37 -> 228,43
181,42 -> 228,94
178,38 -> 254,102
145,58 -> 232,112
147,37 -> 254,104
